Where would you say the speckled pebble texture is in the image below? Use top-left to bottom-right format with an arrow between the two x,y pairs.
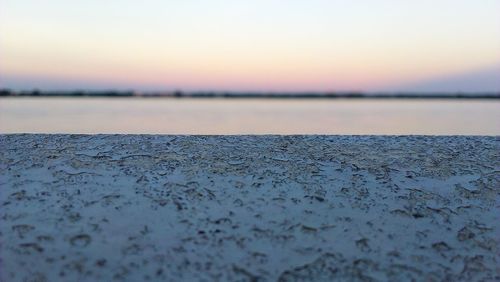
0,135 -> 499,281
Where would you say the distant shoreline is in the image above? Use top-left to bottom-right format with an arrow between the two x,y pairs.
1,89 -> 499,99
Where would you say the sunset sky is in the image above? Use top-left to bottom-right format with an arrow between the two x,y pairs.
1,0 -> 499,92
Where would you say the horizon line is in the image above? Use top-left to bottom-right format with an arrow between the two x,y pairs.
1,89 -> 499,99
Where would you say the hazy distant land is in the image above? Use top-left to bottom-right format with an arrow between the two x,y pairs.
1,89 -> 499,99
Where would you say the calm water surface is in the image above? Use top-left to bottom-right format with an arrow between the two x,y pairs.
1,98 -> 499,135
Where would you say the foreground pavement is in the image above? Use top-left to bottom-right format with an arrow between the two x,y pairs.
0,135 -> 498,281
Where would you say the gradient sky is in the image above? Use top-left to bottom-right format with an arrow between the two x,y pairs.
1,0 -> 499,92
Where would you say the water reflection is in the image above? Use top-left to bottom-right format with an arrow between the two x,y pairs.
0,98 -> 499,135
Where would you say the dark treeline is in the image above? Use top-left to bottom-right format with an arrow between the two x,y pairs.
1,89 -> 499,99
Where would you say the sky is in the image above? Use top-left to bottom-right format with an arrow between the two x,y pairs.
0,0 -> 499,92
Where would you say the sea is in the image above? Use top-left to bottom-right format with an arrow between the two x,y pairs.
1,97 -> 498,135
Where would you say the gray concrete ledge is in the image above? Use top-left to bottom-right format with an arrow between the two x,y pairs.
1,135 -> 499,281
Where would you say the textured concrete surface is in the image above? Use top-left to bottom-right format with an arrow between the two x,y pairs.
0,135 -> 499,281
